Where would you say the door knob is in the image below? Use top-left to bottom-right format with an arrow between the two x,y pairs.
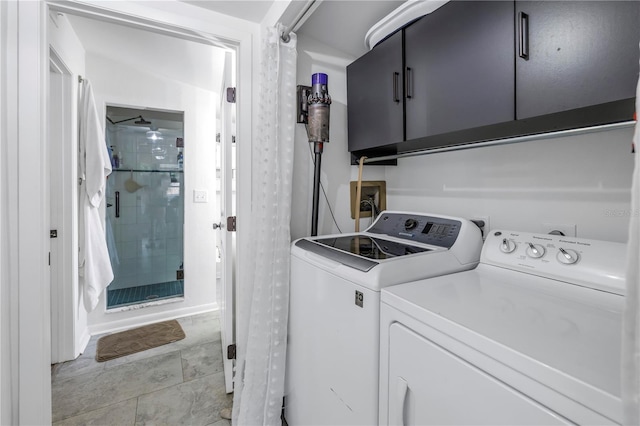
213,222 -> 224,230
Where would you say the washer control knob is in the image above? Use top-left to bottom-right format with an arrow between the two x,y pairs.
500,238 -> 517,253
404,219 -> 419,230
557,248 -> 579,265
526,243 -> 546,259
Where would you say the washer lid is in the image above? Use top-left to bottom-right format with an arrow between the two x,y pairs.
314,235 -> 432,260
382,265 -> 623,422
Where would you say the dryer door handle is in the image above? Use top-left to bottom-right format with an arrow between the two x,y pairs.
393,377 -> 409,426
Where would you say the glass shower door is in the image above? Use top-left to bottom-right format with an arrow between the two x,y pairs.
105,106 -> 185,309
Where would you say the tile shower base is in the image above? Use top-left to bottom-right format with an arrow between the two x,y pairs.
107,280 -> 184,309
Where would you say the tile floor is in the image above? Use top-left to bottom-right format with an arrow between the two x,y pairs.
51,311 -> 232,425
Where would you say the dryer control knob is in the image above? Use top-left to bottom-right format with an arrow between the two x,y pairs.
557,247 -> 579,265
404,219 -> 419,230
500,238 -> 517,253
526,243 -> 546,259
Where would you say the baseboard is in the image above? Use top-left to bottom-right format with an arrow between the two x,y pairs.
76,327 -> 92,358
88,302 -> 220,336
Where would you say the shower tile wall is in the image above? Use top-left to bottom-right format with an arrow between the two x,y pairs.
107,126 -> 184,291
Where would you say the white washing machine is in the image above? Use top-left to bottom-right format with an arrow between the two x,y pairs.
380,229 -> 626,425
285,211 -> 483,425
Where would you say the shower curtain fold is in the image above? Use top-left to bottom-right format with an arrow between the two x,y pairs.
623,43 -> 640,426
232,24 -> 297,426
78,79 -> 114,312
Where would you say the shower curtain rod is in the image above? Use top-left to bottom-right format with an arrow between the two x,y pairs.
281,0 -> 316,42
362,121 -> 636,164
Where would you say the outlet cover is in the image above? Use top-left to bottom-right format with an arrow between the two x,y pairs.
193,190 -> 208,203
350,180 -> 386,219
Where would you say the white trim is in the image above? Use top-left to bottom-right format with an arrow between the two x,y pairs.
89,303 -> 219,336
365,0 -> 449,50
17,1 -> 52,423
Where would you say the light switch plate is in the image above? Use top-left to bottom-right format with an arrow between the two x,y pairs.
193,190 -> 208,203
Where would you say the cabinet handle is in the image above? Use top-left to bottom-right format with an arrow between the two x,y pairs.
405,67 -> 413,99
115,191 -> 120,218
518,12 -> 529,60
393,72 -> 400,103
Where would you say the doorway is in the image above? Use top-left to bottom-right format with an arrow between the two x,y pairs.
47,3 -> 243,394
11,2 -> 254,422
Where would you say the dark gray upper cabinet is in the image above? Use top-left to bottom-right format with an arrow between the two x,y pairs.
516,1 -> 640,119
346,0 -> 639,157
347,30 -> 404,152
405,0 -> 515,139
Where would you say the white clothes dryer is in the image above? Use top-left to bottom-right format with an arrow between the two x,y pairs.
285,211 -> 483,426
380,230 -> 626,425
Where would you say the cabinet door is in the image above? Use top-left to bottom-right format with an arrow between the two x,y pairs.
405,1 -> 515,140
347,30 -> 404,152
516,1 -> 640,119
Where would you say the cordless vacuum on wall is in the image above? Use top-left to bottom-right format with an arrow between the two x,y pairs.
298,73 -> 331,236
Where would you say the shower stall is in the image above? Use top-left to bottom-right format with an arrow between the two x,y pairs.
105,106 -> 185,309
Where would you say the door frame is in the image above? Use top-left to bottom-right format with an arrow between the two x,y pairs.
218,50 -> 236,393
11,1 -> 256,422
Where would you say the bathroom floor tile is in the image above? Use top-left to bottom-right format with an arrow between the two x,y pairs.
181,340 -> 224,381
52,310 -> 231,424
52,351 -> 183,422
135,371 -> 232,426
52,398 -> 137,426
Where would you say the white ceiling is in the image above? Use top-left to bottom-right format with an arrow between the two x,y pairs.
181,0 -> 276,23
182,0 -> 407,58
296,0 -> 406,58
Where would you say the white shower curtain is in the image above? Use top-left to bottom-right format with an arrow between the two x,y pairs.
232,24 -> 297,425
623,47 -> 640,424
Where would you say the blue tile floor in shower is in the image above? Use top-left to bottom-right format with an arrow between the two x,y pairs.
107,281 -> 184,309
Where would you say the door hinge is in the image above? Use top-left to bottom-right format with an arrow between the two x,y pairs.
50,229 -> 58,238
226,87 -> 236,103
227,216 -> 237,232
227,343 -> 237,360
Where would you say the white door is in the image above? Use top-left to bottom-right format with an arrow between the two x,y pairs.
49,50 -> 77,363
217,50 -> 237,393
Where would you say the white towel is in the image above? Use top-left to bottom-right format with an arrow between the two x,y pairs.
78,79 -> 114,312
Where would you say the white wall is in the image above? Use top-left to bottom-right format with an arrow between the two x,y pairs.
87,51 -> 220,334
385,126 -> 635,243
293,36 -> 635,244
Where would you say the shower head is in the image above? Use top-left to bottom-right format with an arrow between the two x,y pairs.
108,114 -> 153,126
134,116 -> 152,125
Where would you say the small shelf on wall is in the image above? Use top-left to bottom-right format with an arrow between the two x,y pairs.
112,169 -> 184,173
